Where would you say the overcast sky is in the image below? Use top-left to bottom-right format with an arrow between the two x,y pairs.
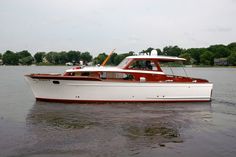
0,0 -> 236,55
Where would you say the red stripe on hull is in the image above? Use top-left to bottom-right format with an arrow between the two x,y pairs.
36,97 -> 211,103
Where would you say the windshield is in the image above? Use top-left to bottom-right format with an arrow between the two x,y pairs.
117,58 -> 131,68
159,61 -> 188,76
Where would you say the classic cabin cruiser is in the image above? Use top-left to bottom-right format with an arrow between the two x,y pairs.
25,55 -> 213,103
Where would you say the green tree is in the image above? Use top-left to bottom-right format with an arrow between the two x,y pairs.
113,52 -> 134,65
139,48 -> 162,55
200,50 -> 214,65
156,48 -> 163,55
57,51 -> 69,64
17,50 -> 33,65
0,53 -> 2,59
207,44 -> 231,58
67,51 -> 80,63
107,53 -> 118,65
227,42 -> 236,51
2,50 -> 19,65
139,47 -> 154,55
113,55 -> 125,65
163,46 -> 183,56
20,56 -> 34,65
179,53 -> 192,65
93,53 -> 108,65
228,51 -> 236,65
185,48 -> 206,65
46,52 -> 59,64
128,51 -> 135,56
34,52 -> 46,63
17,50 -> 31,58
80,52 -> 92,64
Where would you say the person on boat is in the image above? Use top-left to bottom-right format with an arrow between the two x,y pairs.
145,60 -> 152,70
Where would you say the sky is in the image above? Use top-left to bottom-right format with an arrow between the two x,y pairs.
0,0 -> 236,56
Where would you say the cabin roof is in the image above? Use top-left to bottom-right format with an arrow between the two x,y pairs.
66,66 -> 165,75
126,55 -> 186,61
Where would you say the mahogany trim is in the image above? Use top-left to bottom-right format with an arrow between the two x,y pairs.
25,73 -> 209,83
36,97 -> 211,103
26,74 -> 102,81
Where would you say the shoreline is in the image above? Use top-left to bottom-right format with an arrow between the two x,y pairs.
1,65 -> 236,68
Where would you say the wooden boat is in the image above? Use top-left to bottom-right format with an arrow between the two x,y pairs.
25,55 -> 213,103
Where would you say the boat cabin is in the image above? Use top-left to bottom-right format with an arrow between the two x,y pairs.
63,55 -> 208,83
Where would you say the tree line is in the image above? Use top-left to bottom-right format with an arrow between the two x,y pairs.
139,42 -> 236,66
0,50 -> 134,66
0,42 -> 236,66
0,50 -> 93,65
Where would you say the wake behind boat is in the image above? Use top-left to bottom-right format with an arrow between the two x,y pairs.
25,55 -> 213,103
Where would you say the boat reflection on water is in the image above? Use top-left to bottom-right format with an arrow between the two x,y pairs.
27,102 -> 100,130
26,101 -> 212,155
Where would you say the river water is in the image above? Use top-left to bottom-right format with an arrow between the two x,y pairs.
0,66 -> 236,157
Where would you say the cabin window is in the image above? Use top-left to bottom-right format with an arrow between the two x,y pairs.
100,72 -> 134,80
128,60 -> 156,70
75,72 -> 81,76
66,72 -> 75,76
81,72 -> 90,76
73,72 -> 99,77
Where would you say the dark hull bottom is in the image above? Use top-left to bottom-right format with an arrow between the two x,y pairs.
36,97 -> 211,104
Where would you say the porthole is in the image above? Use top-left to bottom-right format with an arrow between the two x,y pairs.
52,80 -> 60,84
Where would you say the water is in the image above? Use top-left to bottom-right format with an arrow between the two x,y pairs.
0,66 -> 236,157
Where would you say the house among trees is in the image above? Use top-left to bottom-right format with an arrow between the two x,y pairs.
42,56 -> 49,63
214,58 -> 228,66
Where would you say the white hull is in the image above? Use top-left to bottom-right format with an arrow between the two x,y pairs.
25,76 -> 213,102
